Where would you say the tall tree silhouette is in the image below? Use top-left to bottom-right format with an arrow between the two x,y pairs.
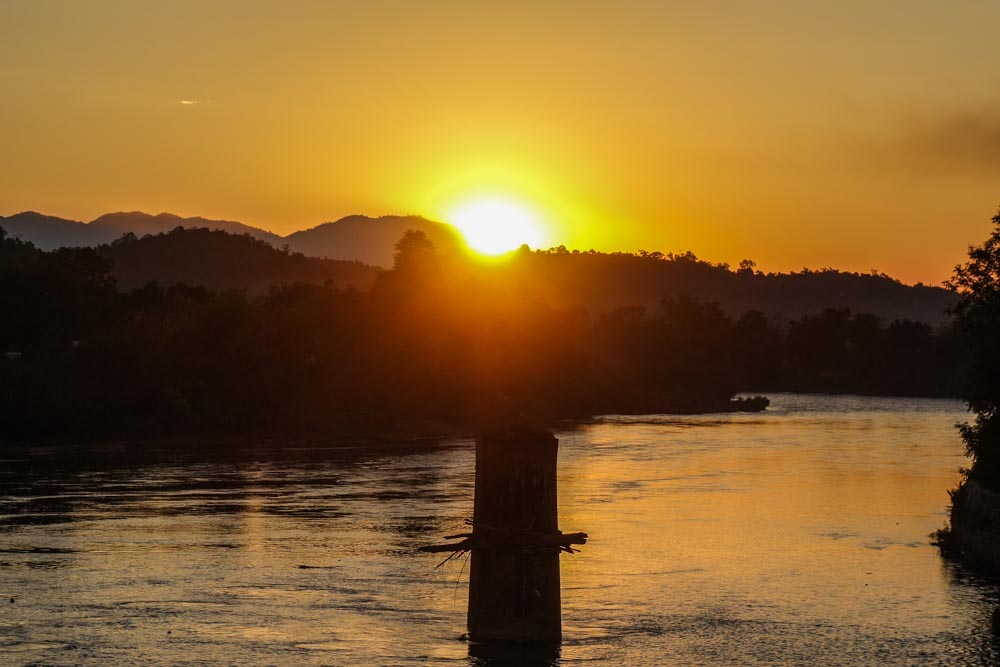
947,209 -> 1000,485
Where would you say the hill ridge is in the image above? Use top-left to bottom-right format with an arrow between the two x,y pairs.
0,209 -> 458,267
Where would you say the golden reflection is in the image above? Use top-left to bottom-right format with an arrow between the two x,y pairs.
240,466 -> 267,556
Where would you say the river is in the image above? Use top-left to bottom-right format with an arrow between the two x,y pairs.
0,394 -> 994,665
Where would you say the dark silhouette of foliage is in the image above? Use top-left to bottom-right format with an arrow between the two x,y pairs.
0,225 -> 968,444
946,209 -> 1000,487
98,227 -> 378,292
497,247 -> 954,325
779,308 -> 963,396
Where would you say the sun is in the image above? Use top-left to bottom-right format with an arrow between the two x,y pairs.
446,197 -> 544,255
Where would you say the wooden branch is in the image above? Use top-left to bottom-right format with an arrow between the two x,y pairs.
542,531 -> 588,547
418,530 -> 587,554
418,540 -> 473,553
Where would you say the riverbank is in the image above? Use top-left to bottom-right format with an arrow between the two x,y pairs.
0,395 -> 771,451
940,479 -> 1000,573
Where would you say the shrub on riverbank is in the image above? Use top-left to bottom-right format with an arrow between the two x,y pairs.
939,209 -> 1000,568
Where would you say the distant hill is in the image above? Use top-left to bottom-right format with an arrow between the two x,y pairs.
284,214 -> 463,267
0,211 -> 107,249
0,210 -> 460,268
0,210 -> 281,249
498,249 -> 956,325
99,227 -> 379,292
90,211 -> 282,246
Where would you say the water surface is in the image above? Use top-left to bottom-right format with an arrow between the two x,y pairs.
1,394 -> 993,665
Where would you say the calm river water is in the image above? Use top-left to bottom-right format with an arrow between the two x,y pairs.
1,394 -> 995,665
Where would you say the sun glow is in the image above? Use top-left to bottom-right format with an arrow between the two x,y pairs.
446,197 -> 544,255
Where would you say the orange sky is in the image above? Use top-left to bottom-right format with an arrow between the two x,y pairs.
2,1 -> 998,284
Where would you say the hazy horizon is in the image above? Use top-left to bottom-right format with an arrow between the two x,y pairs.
0,206 -> 962,285
4,1 -> 999,283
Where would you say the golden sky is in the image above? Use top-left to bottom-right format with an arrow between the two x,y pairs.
2,1 -> 999,283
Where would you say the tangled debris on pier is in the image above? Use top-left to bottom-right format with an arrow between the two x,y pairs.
419,518 -> 587,567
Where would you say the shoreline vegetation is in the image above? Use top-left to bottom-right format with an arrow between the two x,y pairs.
1,225 -> 963,447
936,210 -> 1000,572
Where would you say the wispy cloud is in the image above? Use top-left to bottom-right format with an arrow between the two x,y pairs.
907,112 -> 1000,170
179,99 -> 203,106
874,109 -> 1000,174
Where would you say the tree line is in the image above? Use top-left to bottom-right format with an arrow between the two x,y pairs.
0,227 -> 967,442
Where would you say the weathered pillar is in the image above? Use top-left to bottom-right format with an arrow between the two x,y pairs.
467,425 -> 562,644
419,424 -> 586,645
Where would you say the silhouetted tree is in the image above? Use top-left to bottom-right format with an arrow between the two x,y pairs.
947,209 -> 1000,487
392,229 -> 438,272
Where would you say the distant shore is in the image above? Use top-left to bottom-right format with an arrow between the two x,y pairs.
0,395 -> 771,451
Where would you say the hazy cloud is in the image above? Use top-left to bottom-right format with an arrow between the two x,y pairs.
894,110 -> 1000,173
179,99 -> 202,106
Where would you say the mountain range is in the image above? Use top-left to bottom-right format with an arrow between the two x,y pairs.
0,210 -> 462,268
1,208 -> 957,324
